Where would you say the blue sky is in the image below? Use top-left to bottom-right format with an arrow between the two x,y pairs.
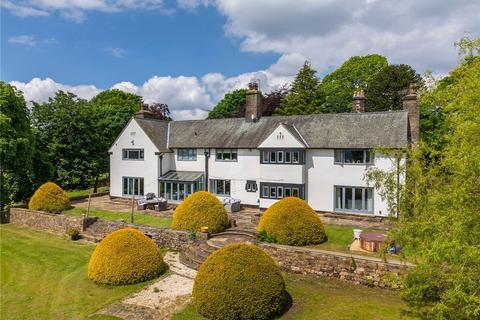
1,0 -> 479,120
2,4 -> 278,87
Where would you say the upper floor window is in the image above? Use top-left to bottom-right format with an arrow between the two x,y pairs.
177,148 -> 197,161
216,149 -> 238,162
261,149 -> 304,164
123,149 -> 144,160
334,149 -> 373,164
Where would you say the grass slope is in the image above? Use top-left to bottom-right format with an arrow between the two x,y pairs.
66,186 -> 109,199
173,274 -> 410,320
0,225 -> 148,320
312,225 -> 383,253
65,208 -> 172,228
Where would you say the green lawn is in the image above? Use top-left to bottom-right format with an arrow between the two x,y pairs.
0,224 -> 151,320
173,273 -> 410,320
310,225 -> 384,253
64,207 -> 172,228
66,186 -> 109,199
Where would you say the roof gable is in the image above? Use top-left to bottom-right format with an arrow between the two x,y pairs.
258,123 -> 307,148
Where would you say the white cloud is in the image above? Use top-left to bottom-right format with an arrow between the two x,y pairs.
8,35 -> 36,46
212,0 -> 480,74
2,0 -> 170,22
105,47 -> 125,58
9,78 -> 102,104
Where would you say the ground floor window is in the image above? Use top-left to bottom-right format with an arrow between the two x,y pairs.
334,186 -> 373,213
245,180 -> 257,192
123,177 -> 144,196
159,181 -> 202,201
209,179 -> 231,196
260,182 -> 304,199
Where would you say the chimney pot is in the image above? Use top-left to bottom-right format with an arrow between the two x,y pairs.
352,89 -> 366,113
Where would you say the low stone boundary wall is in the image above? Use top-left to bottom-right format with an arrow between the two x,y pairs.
83,218 -> 207,251
260,243 -> 411,288
9,208 -> 84,233
8,208 -> 206,251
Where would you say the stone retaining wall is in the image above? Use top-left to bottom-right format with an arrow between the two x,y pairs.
260,243 -> 411,288
83,218 -> 207,251
9,208 -> 84,233
8,208 -> 206,251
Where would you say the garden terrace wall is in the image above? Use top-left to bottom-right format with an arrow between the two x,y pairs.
9,208 -> 84,234
83,218 -> 207,251
8,208 -> 206,251
260,243 -> 412,288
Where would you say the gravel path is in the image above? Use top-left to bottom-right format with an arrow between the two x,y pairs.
97,251 -> 196,320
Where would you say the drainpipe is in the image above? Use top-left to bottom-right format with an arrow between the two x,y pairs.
204,149 -> 210,191
155,152 -> 164,178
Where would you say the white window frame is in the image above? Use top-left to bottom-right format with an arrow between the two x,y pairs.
177,148 -> 197,161
210,179 -> 231,196
122,177 -> 144,196
216,149 -> 238,162
334,149 -> 374,165
334,186 -> 373,213
292,151 -> 299,163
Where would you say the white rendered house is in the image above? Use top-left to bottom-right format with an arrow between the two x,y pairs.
109,84 -> 419,217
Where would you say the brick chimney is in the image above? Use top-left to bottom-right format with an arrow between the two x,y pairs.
135,104 -> 154,119
245,82 -> 262,122
402,84 -> 420,145
352,90 -> 366,113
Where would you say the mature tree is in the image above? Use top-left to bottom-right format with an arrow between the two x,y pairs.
207,89 -> 247,119
141,102 -> 172,121
31,91 -> 99,190
365,64 -> 424,111
319,54 -> 388,113
261,85 -> 289,116
275,61 -> 324,115
0,82 -> 34,208
89,89 -> 142,191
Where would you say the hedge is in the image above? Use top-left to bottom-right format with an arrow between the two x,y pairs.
193,243 -> 286,320
88,228 -> 164,285
172,191 -> 228,234
257,197 -> 327,246
28,182 -> 70,213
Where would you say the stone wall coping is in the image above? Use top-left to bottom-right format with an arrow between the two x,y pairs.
259,243 -> 415,267
11,208 -> 82,221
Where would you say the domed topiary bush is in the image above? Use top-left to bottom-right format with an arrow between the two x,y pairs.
28,182 -> 70,213
88,228 -> 164,285
257,197 -> 327,246
172,191 -> 228,233
193,243 -> 286,320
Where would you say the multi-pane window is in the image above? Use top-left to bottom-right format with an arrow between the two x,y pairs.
122,149 -> 144,160
334,149 -> 373,164
210,179 -> 231,196
245,180 -> 257,192
261,149 -> 304,164
260,183 -> 304,199
216,149 -> 238,162
177,148 -> 197,161
123,177 -> 144,196
334,186 -> 373,213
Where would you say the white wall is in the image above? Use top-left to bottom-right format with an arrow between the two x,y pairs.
258,124 -> 305,148
306,150 -> 398,217
109,119 -> 161,197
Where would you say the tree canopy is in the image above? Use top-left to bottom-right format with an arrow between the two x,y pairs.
394,55 -> 480,319
207,89 -> 247,119
366,64 -> 424,112
274,61 -> 324,115
319,54 -> 388,113
0,82 -> 34,208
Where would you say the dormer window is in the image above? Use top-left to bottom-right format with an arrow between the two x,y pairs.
334,149 -> 373,164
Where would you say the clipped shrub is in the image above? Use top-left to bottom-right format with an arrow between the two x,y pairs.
28,182 -> 70,213
88,228 -> 164,285
257,197 -> 327,246
67,227 -> 81,240
193,243 -> 286,320
172,191 -> 228,233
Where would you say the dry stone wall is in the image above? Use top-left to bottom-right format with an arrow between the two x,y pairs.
9,208 -> 83,233
260,243 -> 411,288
